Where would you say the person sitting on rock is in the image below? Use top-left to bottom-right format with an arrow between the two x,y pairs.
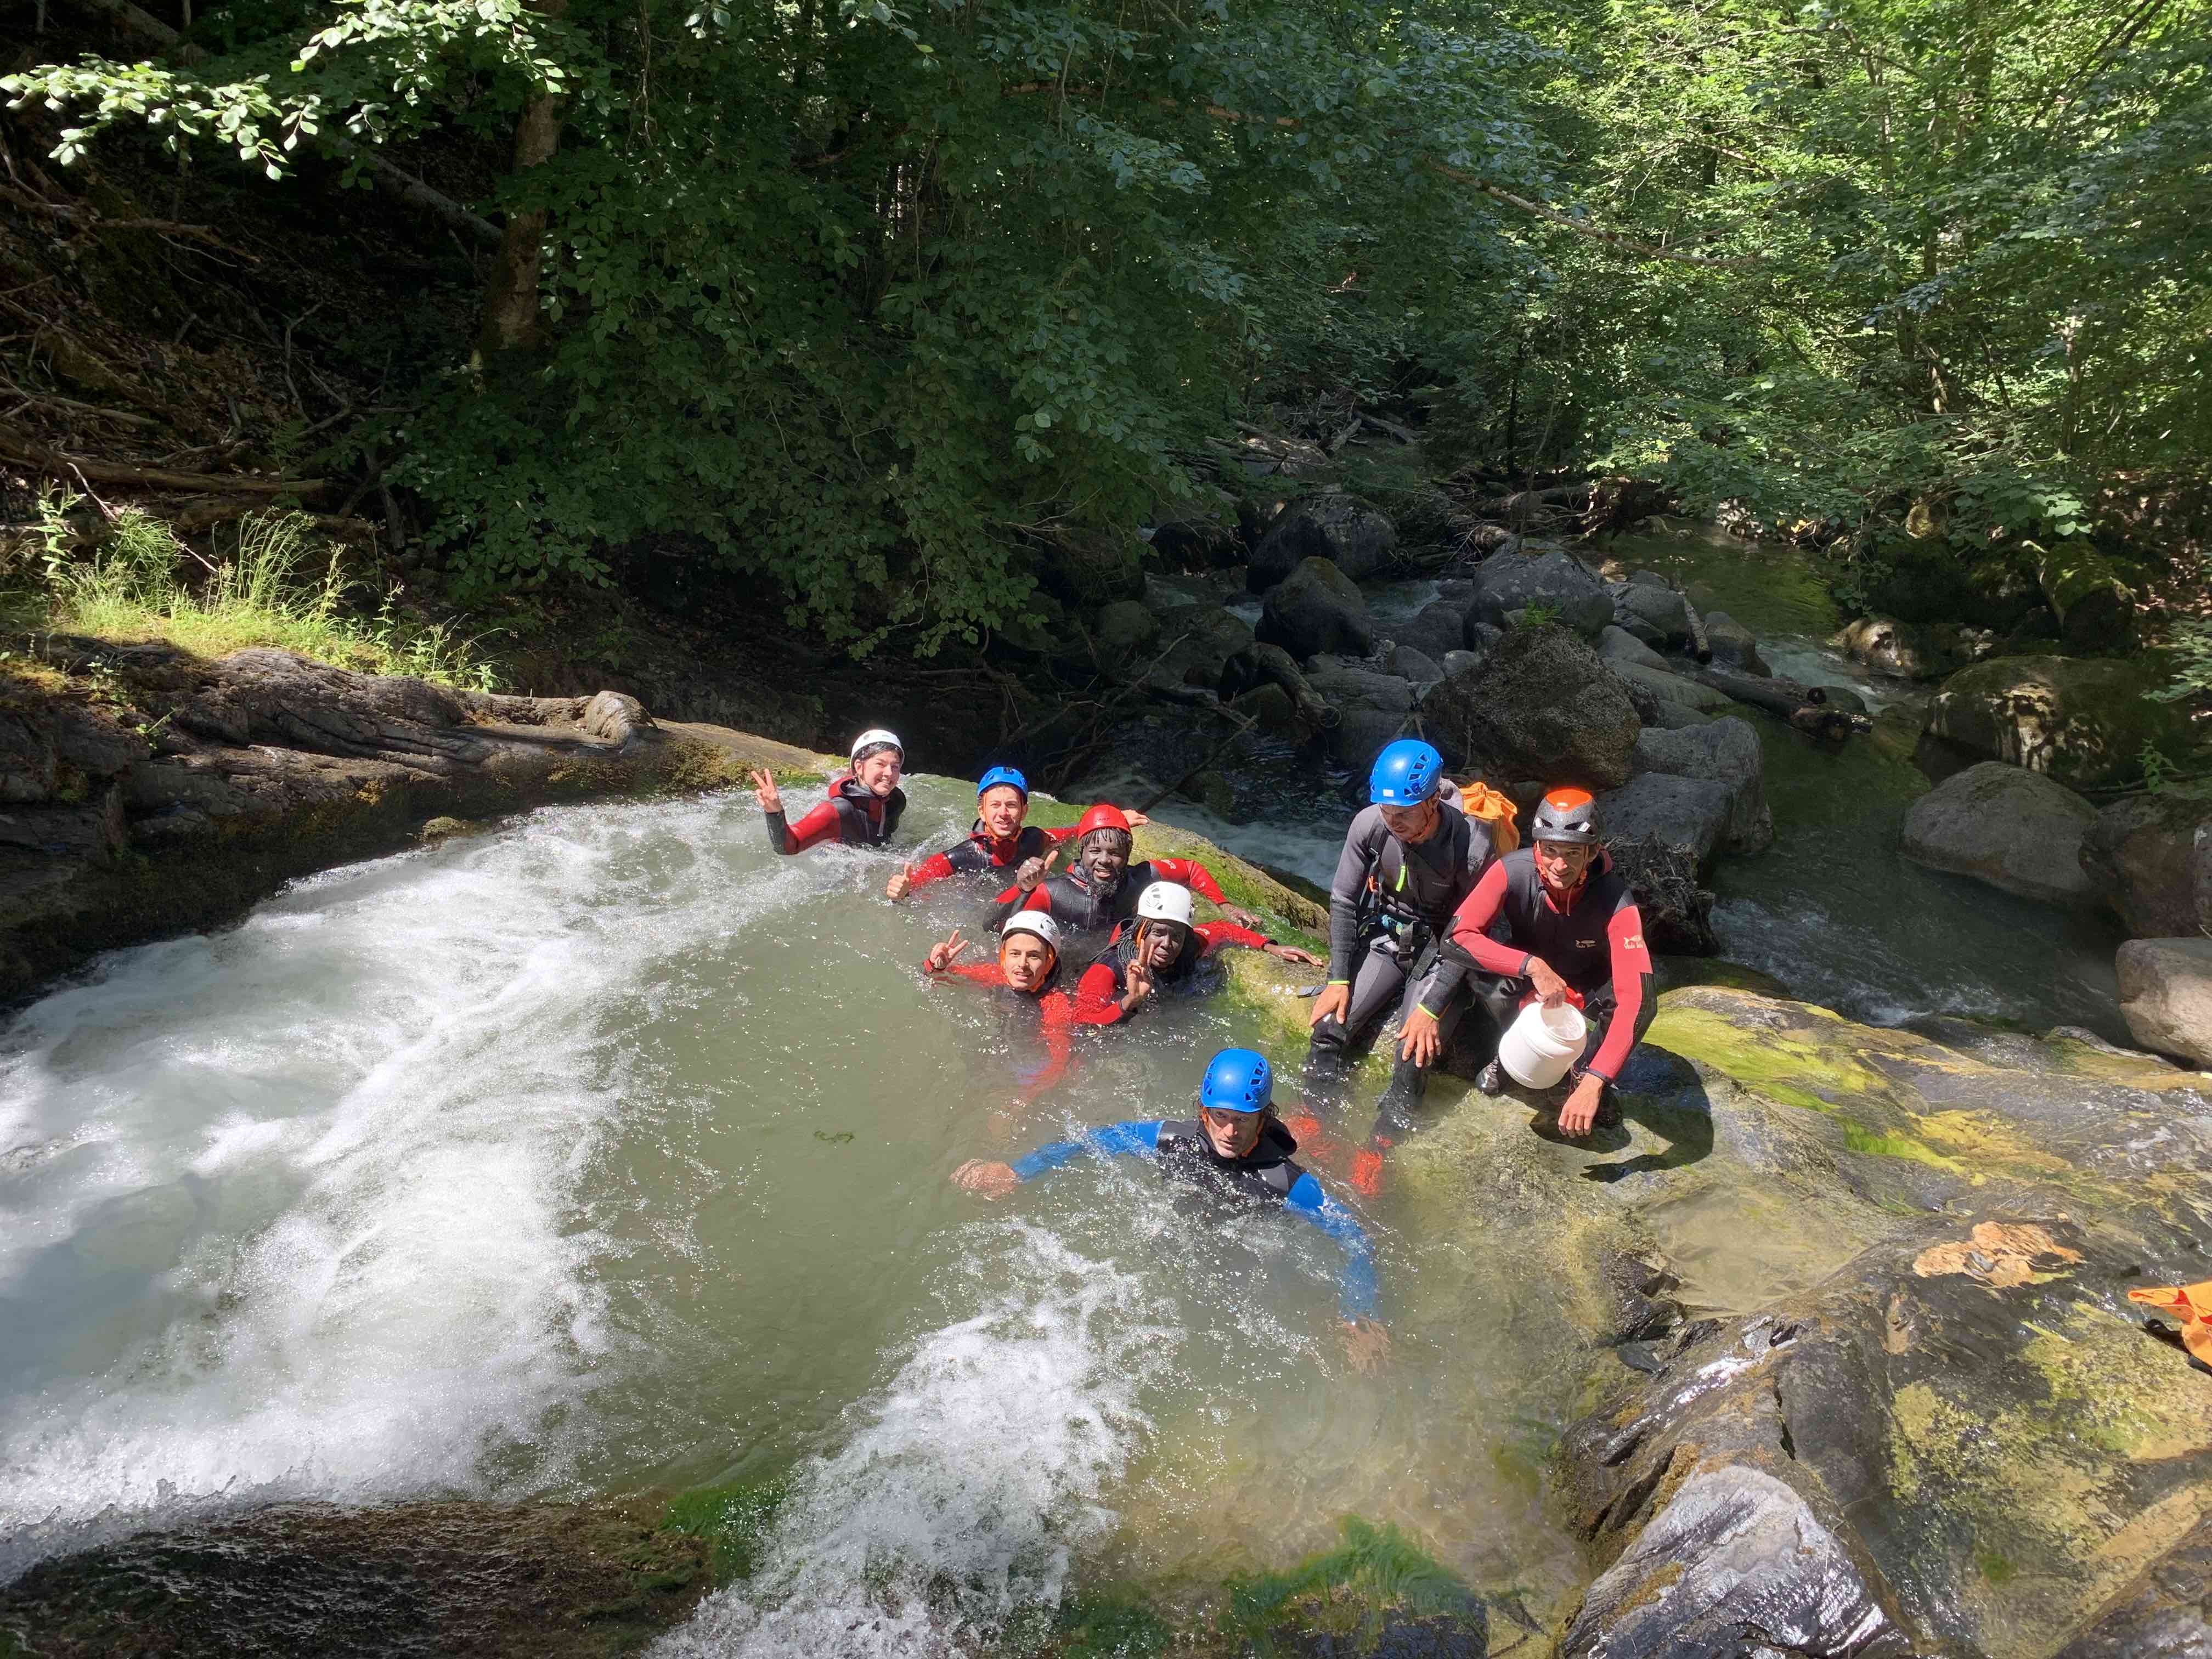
887,767 -> 1148,900
950,1047 -> 1389,1372
752,729 -> 906,855
923,910 -> 1093,1093
1445,787 -> 1655,1139
1305,739 -> 1503,1146
992,803 -> 1262,935
1074,881 -> 1320,1024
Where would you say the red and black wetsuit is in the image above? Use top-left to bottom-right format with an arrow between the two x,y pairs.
925,954 -> 1079,1092
1446,847 -> 1655,1086
1074,919 -> 1273,1025
764,774 -> 907,855
904,822 -> 1077,893
992,857 -> 1229,934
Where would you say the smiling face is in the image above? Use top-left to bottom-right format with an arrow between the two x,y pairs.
1533,837 -> 1596,896
999,932 -> 1055,991
978,786 -> 1027,840
855,750 -> 903,796
1199,1104 -> 1264,1159
1080,830 -> 1132,889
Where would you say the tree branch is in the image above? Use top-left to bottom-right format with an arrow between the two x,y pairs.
1428,166 -> 1764,268
0,422 -> 329,495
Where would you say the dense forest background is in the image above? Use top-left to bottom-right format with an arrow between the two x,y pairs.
3,0 -> 2207,661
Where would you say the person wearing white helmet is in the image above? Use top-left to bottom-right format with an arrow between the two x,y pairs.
1074,881 -> 1320,1025
921,910 -> 1081,1093
751,728 -> 907,856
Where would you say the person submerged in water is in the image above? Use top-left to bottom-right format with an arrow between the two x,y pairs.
1075,881 -> 1319,1025
923,909 -> 1111,1094
952,1047 -> 1388,1371
887,767 -> 1148,901
1446,788 -> 1655,1139
752,729 -> 906,855
994,803 -> 1262,935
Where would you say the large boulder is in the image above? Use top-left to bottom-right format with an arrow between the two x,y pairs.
2079,792 -> 2212,938
1090,599 -> 1160,676
2117,938 -> 2212,1066
1700,609 -> 1768,675
1422,623 -> 1642,790
1926,656 -> 2180,789
1037,527 -> 1146,607
1247,493 -> 1398,591
1900,761 -> 2098,907
1467,550 -> 1615,640
1595,772 -> 1735,869
1255,557 -> 1375,661
1147,517 -> 1240,571
1831,616 -> 1980,681
1143,603 -> 1254,694
1596,625 -> 1667,673
1631,716 -> 1772,853
1382,642 -> 1444,685
1613,578 -> 1695,649
1306,663 -> 1417,767
1395,599 -> 1469,664
1605,658 -> 1735,713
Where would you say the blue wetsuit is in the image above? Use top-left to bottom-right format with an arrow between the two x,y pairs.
1008,1118 -> 1379,1319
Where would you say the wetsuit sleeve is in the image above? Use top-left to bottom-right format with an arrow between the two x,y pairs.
1285,1171 -> 1380,1320
1583,902 -> 1654,1084
1041,825 -> 1080,845
1026,993 -> 1075,1092
988,882 -> 1035,927
1195,921 -> 1270,952
1148,857 -> 1228,905
1447,861 -> 1531,977
1325,817 -> 1381,984
1074,961 -> 1126,1025
764,798 -> 843,856
927,961 -> 1007,987
1009,1119 -> 1165,1180
902,850 -> 959,891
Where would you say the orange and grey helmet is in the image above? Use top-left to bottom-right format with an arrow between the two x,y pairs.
1531,787 -> 1601,846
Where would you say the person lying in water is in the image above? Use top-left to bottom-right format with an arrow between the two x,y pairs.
922,910 -> 1116,1095
993,803 -> 1262,935
751,729 -> 906,855
1075,881 -> 1319,1025
951,1047 -> 1389,1372
887,767 -> 1148,900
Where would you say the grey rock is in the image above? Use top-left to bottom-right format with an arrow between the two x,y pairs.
1441,650 -> 1485,679
1702,608 -> 1769,675
1595,772 -> 1736,868
1927,656 -> 2182,789
1144,603 -> 1254,693
1424,624 -> 1642,790
1831,615 -> 1980,681
1598,624 -> 1669,673
1256,557 -> 1376,660
1607,658 -> 1736,713
1248,493 -> 1398,591
1467,550 -> 1615,640
2051,1513 -> 2212,1659
1645,703 -> 1711,731
1308,663 -> 1418,766
2117,938 -> 2212,1066
1615,582 -> 1694,647
1396,599 -> 1469,664
1092,599 -> 1162,671
1901,761 -> 2097,907
2079,792 -> 2212,938
1229,682 -> 1299,732
1384,643 -> 1444,685
1633,717 -> 1773,853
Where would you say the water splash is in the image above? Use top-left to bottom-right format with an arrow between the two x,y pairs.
654,1223 -> 1172,1658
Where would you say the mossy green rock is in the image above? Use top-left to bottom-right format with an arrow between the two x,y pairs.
1926,654 -> 2180,788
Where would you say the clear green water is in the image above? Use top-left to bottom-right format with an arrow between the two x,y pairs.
0,783 -> 1585,1650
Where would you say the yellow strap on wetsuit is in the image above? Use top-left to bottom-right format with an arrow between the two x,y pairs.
1457,780 -> 1521,855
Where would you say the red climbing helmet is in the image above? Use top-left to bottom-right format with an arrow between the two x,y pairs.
1075,803 -> 1133,840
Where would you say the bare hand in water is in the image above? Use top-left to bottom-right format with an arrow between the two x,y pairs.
1266,943 -> 1319,966
1308,983 -> 1350,1029
1341,1319 -> 1392,1374
952,1159 -> 1019,1198
925,928 -> 972,973
747,767 -> 783,815
885,861 -> 916,901
1397,1007 -> 1441,1068
1557,1074 -> 1604,1138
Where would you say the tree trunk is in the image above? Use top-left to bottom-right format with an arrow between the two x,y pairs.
478,9 -> 569,357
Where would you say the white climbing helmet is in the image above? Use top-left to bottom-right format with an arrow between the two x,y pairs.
1001,909 -> 1062,953
850,727 -> 904,764
1135,881 -> 1194,929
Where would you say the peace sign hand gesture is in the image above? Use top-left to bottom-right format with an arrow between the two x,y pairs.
748,768 -> 783,815
925,928 -> 973,974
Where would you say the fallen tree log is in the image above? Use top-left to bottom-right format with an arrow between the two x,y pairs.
1676,662 -> 1872,738
0,422 -> 329,497
2024,538 -> 2134,653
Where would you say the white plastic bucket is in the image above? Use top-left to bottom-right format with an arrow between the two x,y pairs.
1497,1000 -> 1588,1089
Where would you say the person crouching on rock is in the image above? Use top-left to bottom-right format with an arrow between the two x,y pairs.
1444,787 -> 1655,1139
1075,881 -> 1319,1024
950,1047 -> 1389,1373
752,729 -> 906,855
887,767 -> 1148,900
992,802 -> 1262,937
1305,740 -> 1503,1148
922,910 -> 1082,1093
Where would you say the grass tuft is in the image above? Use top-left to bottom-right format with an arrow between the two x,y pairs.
16,492 -> 501,691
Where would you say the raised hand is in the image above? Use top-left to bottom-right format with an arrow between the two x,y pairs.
1015,843 -> 1063,893
1120,960 -> 1155,1014
885,861 -> 917,901
952,1159 -> 1019,1199
748,766 -> 783,815
925,928 -> 973,973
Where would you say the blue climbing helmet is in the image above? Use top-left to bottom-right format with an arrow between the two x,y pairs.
1368,739 -> 1443,806
977,766 -> 1029,801
1199,1048 -> 1274,1115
